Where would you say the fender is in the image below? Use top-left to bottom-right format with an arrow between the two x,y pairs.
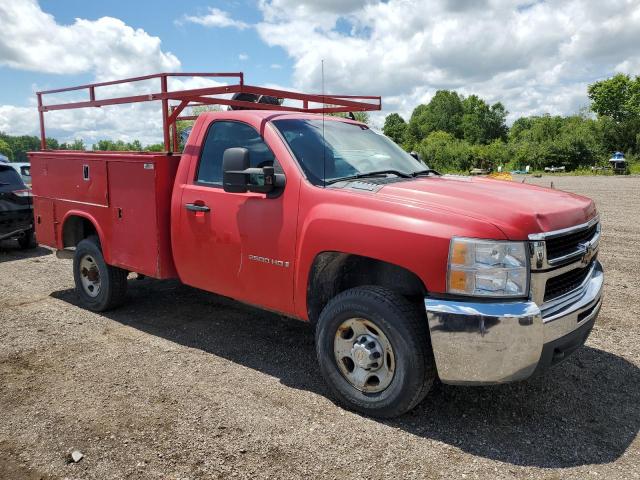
59,209 -> 111,263
292,183 -> 507,320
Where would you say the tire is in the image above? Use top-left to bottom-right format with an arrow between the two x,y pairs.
73,236 -> 128,312
315,286 -> 436,418
17,228 -> 37,249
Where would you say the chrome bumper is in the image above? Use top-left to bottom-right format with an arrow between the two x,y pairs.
425,260 -> 603,385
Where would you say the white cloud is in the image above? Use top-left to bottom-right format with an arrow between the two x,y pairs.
270,63 -> 283,69
256,0 -> 640,122
0,105 -> 39,136
0,1 -> 228,146
29,75 -> 227,146
178,7 -> 249,30
3,0 -> 640,145
260,0 -> 375,17
0,100 -> 164,146
0,0 -> 180,79
1,74 -> 227,146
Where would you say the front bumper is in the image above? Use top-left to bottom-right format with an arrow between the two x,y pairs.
425,260 -> 603,385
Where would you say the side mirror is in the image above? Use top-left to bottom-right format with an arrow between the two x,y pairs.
222,147 -> 286,194
410,151 -> 423,162
223,147 -> 250,193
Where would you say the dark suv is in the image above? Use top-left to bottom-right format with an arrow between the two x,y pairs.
0,163 -> 36,249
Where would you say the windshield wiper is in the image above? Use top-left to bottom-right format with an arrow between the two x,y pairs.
325,169 -> 412,185
411,168 -> 441,177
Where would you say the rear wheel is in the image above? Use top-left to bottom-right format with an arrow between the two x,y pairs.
73,236 -> 128,311
17,228 -> 37,249
315,286 -> 436,418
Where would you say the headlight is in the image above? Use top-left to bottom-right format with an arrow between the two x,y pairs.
447,238 -> 529,297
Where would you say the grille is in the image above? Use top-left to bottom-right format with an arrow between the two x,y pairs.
544,261 -> 594,302
545,223 -> 598,261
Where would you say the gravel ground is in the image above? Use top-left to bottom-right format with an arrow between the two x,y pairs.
1,175 -> 639,479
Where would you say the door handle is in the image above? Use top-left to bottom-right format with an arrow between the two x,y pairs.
185,203 -> 210,213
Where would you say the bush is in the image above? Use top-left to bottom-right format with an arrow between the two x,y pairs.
416,131 -> 472,172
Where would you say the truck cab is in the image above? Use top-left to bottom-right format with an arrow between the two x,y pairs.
30,73 -> 603,418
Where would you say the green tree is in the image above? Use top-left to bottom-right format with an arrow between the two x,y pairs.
588,74 -> 640,154
471,139 -> 509,169
329,111 -> 370,124
405,90 -> 464,149
405,104 -> 429,149
382,113 -> 407,144
460,96 -> 508,144
507,114 -> 606,170
144,143 -> 164,152
0,134 -> 41,162
93,140 -> 120,151
425,90 -> 464,137
416,131 -> 474,172
351,111 -> 370,124
175,105 -> 222,150
486,103 -> 509,142
460,95 -> 486,144
461,95 -> 508,144
71,139 -> 86,150
588,74 -> 639,122
0,139 -> 13,160
93,139 -> 143,151
59,139 -> 86,150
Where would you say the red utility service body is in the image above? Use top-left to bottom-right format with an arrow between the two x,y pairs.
30,151 -> 179,279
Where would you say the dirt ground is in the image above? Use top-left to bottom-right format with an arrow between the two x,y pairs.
1,175 -> 639,479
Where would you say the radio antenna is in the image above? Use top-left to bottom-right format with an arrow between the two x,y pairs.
321,59 -> 326,187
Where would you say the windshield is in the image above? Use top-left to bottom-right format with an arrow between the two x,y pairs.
273,119 -> 424,185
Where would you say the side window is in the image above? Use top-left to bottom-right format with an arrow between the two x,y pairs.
196,121 -> 276,185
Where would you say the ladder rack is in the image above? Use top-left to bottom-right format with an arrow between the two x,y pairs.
36,72 -> 382,151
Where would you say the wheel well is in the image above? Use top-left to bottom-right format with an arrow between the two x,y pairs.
62,216 -> 98,248
307,252 -> 427,324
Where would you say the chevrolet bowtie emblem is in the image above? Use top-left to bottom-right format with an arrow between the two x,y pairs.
580,242 -> 596,265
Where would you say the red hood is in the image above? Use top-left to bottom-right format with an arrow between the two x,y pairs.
378,176 -> 597,240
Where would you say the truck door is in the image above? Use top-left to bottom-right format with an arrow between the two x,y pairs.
176,120 -> 299,315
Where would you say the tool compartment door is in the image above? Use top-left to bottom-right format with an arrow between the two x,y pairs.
33,197 -> 56,247
107,160 -> 160,276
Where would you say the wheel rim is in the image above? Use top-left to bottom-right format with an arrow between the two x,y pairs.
79,254 -> 101,298
333,317 -> 395,393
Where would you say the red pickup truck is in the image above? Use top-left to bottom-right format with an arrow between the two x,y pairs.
30,73 -> 603,418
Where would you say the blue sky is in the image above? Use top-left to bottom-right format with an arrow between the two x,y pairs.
0,0 -> 638,145
0,0 -> 292,106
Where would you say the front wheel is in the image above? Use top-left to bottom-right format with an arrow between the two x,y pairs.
73,237 -> 128,312
315,286 -> 436,418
